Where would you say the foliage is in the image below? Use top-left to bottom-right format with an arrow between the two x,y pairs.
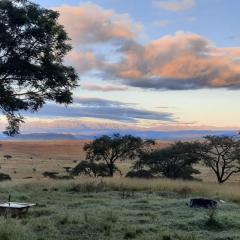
3,155 -> 12,160
135,141 -> 200,180
72,160 -> 121,177
197,135 -> 240,183
0,172 -> 11,181
84,133 -> 155,176
0,0 -> 78,135
42,171 -> 73,180
125,170 -> 154,179
0,181 -> 238,240
206,208 -> 219,227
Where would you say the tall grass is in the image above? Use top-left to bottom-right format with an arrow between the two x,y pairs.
103,177 -> 240,202
3,177 -> 240,203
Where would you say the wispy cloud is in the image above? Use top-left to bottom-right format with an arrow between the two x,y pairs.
27,98 -> 176,123
81,84 -> 128,92
100,32 -> 240,90
57,3 -> 240,91
55,3 -> 141,45
153,0 -> 196,12
14,118 -> 239,137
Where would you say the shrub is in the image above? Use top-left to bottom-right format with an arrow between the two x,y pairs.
42,171 -> 73,180
126,170 -> 154,179
135,142 -> 200,180
0,173 -> 11,181
4,155 -> 12,160
205,208 -> 222,229
72,161 -> 120,177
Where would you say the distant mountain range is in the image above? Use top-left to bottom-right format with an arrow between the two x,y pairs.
0,133 -> 77,141
0,130 -> 237,141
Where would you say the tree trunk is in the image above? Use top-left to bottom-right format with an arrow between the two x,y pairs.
108,163 -> 114,177
217,173 -> 225,183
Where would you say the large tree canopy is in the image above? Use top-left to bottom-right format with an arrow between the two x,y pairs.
197,136 -> 240,183
135,141 -> 200,180
0,0 -> 78,135
84,133 -> 155,177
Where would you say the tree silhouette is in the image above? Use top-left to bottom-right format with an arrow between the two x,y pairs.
84,134 -> 154,177
0,0 -> 78,135
135,141 -> 200,180
197,136 -> 240,183
72,160 -> 121,177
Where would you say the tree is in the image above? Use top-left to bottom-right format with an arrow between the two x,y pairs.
72,160 -> 121,177
83,133 -> 155,177
125,169 -> 154,179
135,142 -> 200,180
197,136 -> 240,183
3,154 -> 12,160
0,0 -> 78,135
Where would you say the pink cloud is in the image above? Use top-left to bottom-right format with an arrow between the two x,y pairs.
81,84 -> 128,92
65,51 -> 98,73
55,3 -> 141,45
54,3 -> 240,90
102,32 -> 240,89
12,118 -> 240,134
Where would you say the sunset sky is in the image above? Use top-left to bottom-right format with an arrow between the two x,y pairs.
10,0 -> 240,136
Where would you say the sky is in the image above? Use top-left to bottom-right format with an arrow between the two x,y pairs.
6,0 -> 240,136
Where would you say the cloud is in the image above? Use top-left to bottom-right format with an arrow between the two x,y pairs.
65,50 -> 99,73
19,118 -> 137,134
73,97 -> 126,107
153,0 -> 196,12
28,98 -> 175,123
15,118 -> 240,137
55,3 -> 240,91
100,32 -> 240,90
81,84 -> 128,92
55,3 -> 141,45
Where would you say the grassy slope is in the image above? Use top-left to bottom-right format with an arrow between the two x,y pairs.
0,141 -> 239,239
0,180 -> 239,240
1,140 -> 239,182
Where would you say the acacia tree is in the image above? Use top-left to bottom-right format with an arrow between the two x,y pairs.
0,0 -> 78,135
197,136 -> 240,183
83,133 -> 155,177
135,141 -> 200,180
72,160 -> 121,177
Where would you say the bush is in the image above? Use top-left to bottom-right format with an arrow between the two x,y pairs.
72,161 -> 120,177
135,142 -> 200,180
0,172 -> 11,181
68,182 -> 107,193
205,208 -> 222,229
125,170 -> 154,179
42,171 -> 73,180
4,155 -> 12,160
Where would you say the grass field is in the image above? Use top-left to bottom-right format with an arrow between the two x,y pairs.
0,179 -> 239,240
0,141 -> 239,239
0,140 -> 170,180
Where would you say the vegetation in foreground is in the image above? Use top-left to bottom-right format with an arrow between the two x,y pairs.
0,137 -> 239,239
73,134 -> 240,184
0,179 -> 239,240
0,0 -> 78,136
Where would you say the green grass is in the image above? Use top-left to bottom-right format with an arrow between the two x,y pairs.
0,180 -> 239,239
